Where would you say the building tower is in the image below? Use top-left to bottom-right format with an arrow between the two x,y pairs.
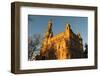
45,19 -> 53,38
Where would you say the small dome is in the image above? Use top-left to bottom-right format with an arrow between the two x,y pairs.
65,23 -> 71,30
77,32 -> 81,38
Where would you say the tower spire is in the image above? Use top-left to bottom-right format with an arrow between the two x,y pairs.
48,19 -> 52,32
45,19 -> 53,38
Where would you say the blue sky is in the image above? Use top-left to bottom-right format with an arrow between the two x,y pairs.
28,15 -> 88,47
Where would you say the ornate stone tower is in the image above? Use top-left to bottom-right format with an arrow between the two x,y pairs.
40,20 -> 54,59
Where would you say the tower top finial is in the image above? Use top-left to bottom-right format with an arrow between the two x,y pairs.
48,19 -> 52,24
48,19 -> 52,31
65,23 -> 71,30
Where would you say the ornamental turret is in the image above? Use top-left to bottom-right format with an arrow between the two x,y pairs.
45,19 -> 53,38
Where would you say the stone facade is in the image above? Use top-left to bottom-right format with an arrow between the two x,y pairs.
39,20 -> 84,60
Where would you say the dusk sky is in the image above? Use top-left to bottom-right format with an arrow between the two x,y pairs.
28,15 -> 88,47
